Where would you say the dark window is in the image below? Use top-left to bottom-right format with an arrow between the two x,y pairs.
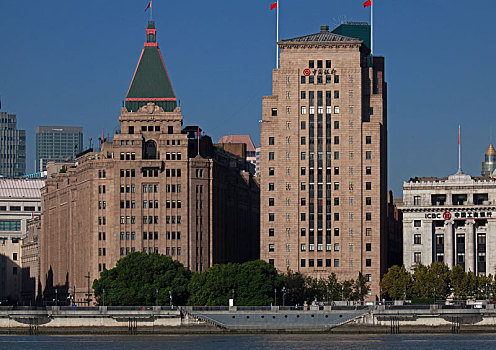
269,198 -> 275,206
168,126 -> 173,134
366,197 -> 371,205
334,136 -> 339,145
334,228 -> 339,236
129,126 -> 134,134
155,126 -> 160,132
309,259 -> 314,267
271,108 -> 277,116
317,75 -> 323,84
309,60 -> 314,68
301,259 -> 306,267
269,137 -> 275,145
334,75 -> 339,83
326,259 -> 331,267
301,76 -> 306,84
334,90 -> 339,99
366,182 -> 372,190
269,228 -> 274,237
143,140 -> 157,159
326,60 -> 331,68
334,121 -> 339,129
301,91 -> 306,99
141,126 -> 147,132
366,243 -> 371,251
317,60 -> 323,68
366,259 -> 372,267
366,136 -> 371,144
366,212 -> 372,221
309,76 -> 314,84
366,167 -> 372,175
317,259 -> 323,267
301,121 -> 306,130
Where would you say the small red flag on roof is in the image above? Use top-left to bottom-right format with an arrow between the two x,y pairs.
270,1 -> 278,10
197,128 -> 200,137
145,1 -> 151,12
363,0 -> 371,7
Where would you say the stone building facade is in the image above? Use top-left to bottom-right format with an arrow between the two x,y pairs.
400,173 -> 496,275
40,22 -> 259,305
0,179 -> 43,303
260,23 -> 388,299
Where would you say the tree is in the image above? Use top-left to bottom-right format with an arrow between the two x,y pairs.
188,260 -> 283,306
351,273 -> 370,302
380,265 -> 412,300
92,252 -> 191,306
450,264 -> 466,301
427,262 -> 450,300
282,270 -> 307,305
412,264 -> 431,299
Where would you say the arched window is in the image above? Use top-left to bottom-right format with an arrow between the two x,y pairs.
144,140 -> 157,159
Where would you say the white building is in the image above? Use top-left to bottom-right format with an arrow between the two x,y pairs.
0,179 -> 44,302
400,172 -> 496,275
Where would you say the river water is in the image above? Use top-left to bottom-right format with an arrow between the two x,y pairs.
1,334 -> 496,349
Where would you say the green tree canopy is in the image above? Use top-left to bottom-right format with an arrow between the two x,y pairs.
92,252 -> 191,306
188,260 -> 283,306
380,265 -> 413,300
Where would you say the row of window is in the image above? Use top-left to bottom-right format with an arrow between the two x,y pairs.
0,206 -> 38,212
301,75 -> 339,85
268,227 -> 373,237
267,136 -> 372,145
165,152 -> 182,160
267,182 -> 372,191
120,152 -> 136,160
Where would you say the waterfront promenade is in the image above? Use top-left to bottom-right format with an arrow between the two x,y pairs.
2,304 -> 496,334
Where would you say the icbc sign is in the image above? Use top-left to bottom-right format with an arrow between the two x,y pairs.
303,68 -> 311,76
443,211 -> 451,220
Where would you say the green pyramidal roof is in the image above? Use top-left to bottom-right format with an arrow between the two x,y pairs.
125,21 -> 177,112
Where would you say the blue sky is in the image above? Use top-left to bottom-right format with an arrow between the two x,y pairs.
1,0 -> 495,195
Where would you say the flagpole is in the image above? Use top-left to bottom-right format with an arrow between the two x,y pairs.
458,125 -> 461,173
371,0 -> 373,55
151,1 -> 153,21
276,1 -> 279,69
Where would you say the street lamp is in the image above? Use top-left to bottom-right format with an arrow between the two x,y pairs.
282,287 -> 286,307
274,288 -> 277,306
169,290 -> 172,307
341,286 -> 344,301
156,288 -> 159,306
102,288 -> 105,307
232,289 -> 235,305
486,283 -> 489,302
434,286 -> 436,304
55,288 -> 58,306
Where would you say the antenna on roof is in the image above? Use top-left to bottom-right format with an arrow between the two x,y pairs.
457,125 -> 462,174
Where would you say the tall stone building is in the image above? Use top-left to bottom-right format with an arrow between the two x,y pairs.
260,23 -> 387,298
40,21 -> 259,305
35,126 -> 83,172
0,111 -> 26,178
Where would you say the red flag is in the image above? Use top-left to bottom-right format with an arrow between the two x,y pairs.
145,1 -> 151,12
197,128 -> 200,137
270,1 -> 278,10
363,0 -> 371,7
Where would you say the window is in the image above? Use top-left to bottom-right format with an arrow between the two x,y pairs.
366,136 -> 371,144
334,90 -> 339,99
301,91 -> 306,99
269,152 -> 274,160
317,60 -> 322,68
271,108 -> 278,116
366,167 -> 371,175
301,198 -> 306,206
334,243 -> 340,251
414,196 -> 421,206
269,228 -> 274,237
366,213 -> 372,221
269,213 -> 275,221
366,197 -> 371,206
334,152 -> 339,160
326,60 -> 331,68
334,213 -> 339,221
268,167 -> 275,176
309,60 -> 314,68
366,259 -> 372,267
414,220 -> 421,227
414,234 -> 421,244
301,182 -> 306,191
334,167 -> 339,175
366,182 -> 371,190
300,213 -> 306,221
308,76 -> 314,84
301,152 -> 306,160
334,121 -> 339,129
269,244 -> 275,252
334,75 -> 339,83
334,259 -> 339,267
366,243 -> 371,252
334,106 -> 339,114
301,167 -> 306,175
366,228 -> 372,236
308,259 -> 315,267
269,183 -> 274,191
414,252 -> 421,264
334,228 -> 339,237
301,121 -> 306,130
301,76 -> 306,84
301,106 -> 307,115
301,259 -> 306,267
334,136 -> 339,145
334,182 -> 340,191
269,198 -> 274,206
269,137 -> 275,145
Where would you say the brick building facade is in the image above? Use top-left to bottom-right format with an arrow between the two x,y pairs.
40,22 -> 259,305
260,23 -> 388,299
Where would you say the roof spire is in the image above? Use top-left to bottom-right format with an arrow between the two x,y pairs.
125,22 -> 177,112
